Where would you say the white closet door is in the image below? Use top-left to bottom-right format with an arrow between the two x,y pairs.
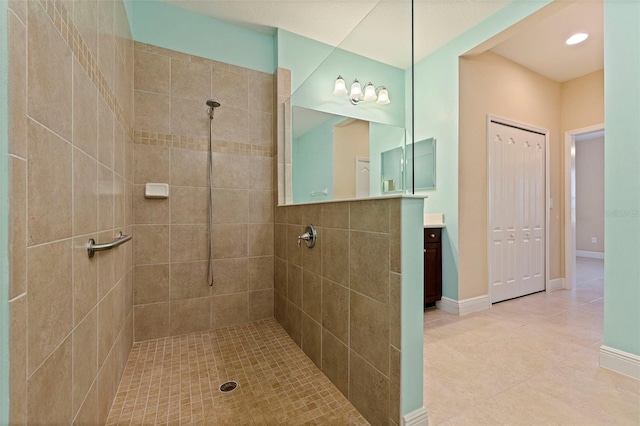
489,121 -> 545,303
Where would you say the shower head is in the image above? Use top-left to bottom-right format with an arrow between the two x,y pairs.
206,99 -> 221,108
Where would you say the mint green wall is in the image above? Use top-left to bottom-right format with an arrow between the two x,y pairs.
0,0 -> 11,421
603,1 -> 640,357
292,116 -> 340,203
278,30 -> 406,128
400,198 -> 425,416
128,0 -> 275,73
410,0 -> 553,299
369,122 -> 406,197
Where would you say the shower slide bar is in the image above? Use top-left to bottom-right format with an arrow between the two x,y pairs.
87,231 -> 132,258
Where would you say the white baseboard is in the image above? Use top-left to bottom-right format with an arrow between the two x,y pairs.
402,406 -> 429,426
548,278 -> 564,292
436,295 -> 491,316
599,345 -> 640,380
576,250 -> 605,259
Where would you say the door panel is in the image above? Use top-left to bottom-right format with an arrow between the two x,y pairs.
489,120 -> 546,303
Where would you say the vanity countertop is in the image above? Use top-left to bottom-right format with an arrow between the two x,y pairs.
423,214 -> 445,228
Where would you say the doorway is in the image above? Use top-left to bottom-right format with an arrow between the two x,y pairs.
564,125 -> 605,289
488,117 -> 548,303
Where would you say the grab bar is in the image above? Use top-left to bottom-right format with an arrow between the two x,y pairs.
87,231 -> 132,258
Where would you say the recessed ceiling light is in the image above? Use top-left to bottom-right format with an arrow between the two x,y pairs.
566,33 -> 589,45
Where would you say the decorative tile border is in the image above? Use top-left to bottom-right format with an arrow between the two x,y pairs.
133,130 -> 275,157
39,0 -> 132,137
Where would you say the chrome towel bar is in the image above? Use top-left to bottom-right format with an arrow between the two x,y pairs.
87,231 -> 132,258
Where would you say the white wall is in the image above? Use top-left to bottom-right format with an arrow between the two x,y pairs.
575,136 -> 605,253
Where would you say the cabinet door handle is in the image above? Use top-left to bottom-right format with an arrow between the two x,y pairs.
423,249 -> 427,252
430,233 -> 436,238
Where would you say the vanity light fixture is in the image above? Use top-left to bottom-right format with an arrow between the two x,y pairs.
333,76 -> 390,105
566,33 -> 588,45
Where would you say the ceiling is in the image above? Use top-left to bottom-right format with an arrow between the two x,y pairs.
491,1 -> 603,82
161,0 -> 603,80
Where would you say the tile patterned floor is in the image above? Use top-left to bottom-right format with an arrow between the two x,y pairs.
106,318 -> 367,425
424,257 -> 640,425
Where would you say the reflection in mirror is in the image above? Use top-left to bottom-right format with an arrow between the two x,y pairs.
406,137 -> 436,191
291,106 -> 407,203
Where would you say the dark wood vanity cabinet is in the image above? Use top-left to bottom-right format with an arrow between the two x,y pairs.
424,228 -> 442,306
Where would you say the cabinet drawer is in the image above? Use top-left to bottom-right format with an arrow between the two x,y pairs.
424,228 -> 441,244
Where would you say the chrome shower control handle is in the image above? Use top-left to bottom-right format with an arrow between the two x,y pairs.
297,225 -> 317,248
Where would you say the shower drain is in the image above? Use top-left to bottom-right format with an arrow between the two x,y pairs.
219,381 -> 238,393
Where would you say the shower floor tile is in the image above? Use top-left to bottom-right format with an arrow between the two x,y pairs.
106,318 -> 368,425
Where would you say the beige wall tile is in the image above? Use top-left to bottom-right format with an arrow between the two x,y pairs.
97,289 -> 116,368
97,0 -> 115,90
9,296 -> 27,425
27,0 -> 72,141
350,292 -> 389,375
390,272 -> 401,350
302,270 -> 322,323
73,148 -> 98,235
274,292 -> 287,325
212,68 -> 248,110
171,59 -> 210,101
248,190 -> 274,224
97,343 -> 117,424
171,186 -> 208,224
350,200 -> 390,233
134,90 -> 170,133
211,153 -> 273,190
134,50 -> 170,94
9,157 -> 26,298
145,44 -> 190,61
133,184 -> 169,224
275,223 -> 287,260
27,119 -> 72,245
249,110 -> 273,146
321,228 -> 349,287
287,225 -> 303,266
170,261 -> 209,300
72,308 -> 98,416
97,165 -> 114,232
171,224 -> 208,262
302,314 -> 321,369
8,10 -> 27,158
248,71 -> 274,113
211,258 -> 247,295
211,105 -> 248,144
74,0 -> 98,57
349,351 -> 390,426
287,263 -> 303,308
274,257 -> 287,296
248,223 -> 274,256
73,60 -> 98,160
321,279 -> 349,344
275,206 -> 287,224
211,293 -> 248,328
302,227 -> 322,275
321,202 -> 349,229
73,235 -> 98,325
286,205 -> 302,225
27,336 -> 72,425
212,224 -> 248,259
170,96 -> 209,139
170,298 -> 211,335
113,122 -> 126,177
286,301 -> 302,346
27,239 -> 72,375
389,346 -> 400,424
73,380 -> 98,426
134,302 -> 170,341
248,289 -> 273,321
133,225 -> 170,264
134,144 -> 170,185
322,329 -> 348,397
301,205 -> 322,228
134,264 -> 170,304
171,147 -> 208,187
8,0 -> 26,23
212,189 -> 248,224
350,231 -> 389,303
248,256 -> 274,291
389,199 -> 401,273
97,97 -> 114,169
97,231 -> 116,298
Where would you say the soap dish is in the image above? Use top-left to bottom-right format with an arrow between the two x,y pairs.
145,183 -> 169,199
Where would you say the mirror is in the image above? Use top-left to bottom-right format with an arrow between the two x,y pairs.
291,106 -> 407,203
381,137 -> 436,193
